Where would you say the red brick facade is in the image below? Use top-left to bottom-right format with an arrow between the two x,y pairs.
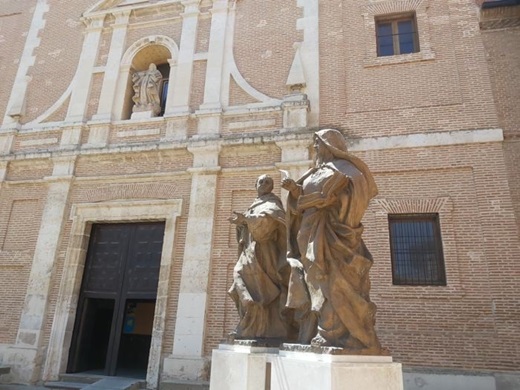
0,0 -> 518,388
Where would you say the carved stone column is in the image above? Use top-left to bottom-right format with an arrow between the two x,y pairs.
3,156 -> 75,383
163,144 -> 221,382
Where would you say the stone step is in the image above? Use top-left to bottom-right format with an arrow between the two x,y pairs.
82,378 -> 142,390
160,380 -> 209,390
58,374 -> 101,384
45,377 -> 143,390
44,381 -> 87,390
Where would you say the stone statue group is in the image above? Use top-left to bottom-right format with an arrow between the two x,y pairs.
228,129 -> 384,355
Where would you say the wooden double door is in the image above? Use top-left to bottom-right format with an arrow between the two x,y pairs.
68,222 -> 165,377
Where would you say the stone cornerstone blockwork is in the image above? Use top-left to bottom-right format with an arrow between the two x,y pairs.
0,0 -> 519,390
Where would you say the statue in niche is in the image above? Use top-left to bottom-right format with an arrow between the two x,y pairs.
228,174 -> 297,342
281,129 -> 385,355
131,63 -> 163,116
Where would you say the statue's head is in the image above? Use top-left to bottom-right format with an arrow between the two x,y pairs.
313,128 -> 379,198
148,63 -> 157,70
256,174 -> 274,196
313,129 -> 349,164
314,129 -> 348,156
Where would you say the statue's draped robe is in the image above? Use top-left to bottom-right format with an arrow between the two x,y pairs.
229,193 -> 292,339
132,68 -> 162,111
286,159 -> 381,351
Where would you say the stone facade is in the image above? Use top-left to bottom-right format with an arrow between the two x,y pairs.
0,0 -> 518,389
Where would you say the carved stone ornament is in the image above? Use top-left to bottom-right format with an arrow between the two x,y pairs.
131,63 -> 163,116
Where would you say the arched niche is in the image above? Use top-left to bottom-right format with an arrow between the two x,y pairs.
115,36 -> 179,121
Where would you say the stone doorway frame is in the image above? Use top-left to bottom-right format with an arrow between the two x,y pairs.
43,199 -> 183,389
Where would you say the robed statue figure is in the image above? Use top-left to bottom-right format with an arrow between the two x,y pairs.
131,63 -> 163,116
282,129 -> 384,355
228,175 -> 297,341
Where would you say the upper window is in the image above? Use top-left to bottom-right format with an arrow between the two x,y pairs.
389,213 -> 446,286
376,14 -> 419,57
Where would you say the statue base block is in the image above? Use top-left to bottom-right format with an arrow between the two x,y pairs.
130,110 -> 157,120
209,343 -> 403,390
209,343 -> 279,390
271,350 -> 403,390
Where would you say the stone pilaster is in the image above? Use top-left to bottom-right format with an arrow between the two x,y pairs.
0,161 -> 7,185
166,0 -> 201,117
92,11 -> 131,122
65,15 -> 105,123
0,131 -> 15,156
163,144 -> 221,382
3,156 -> 75,383
199,0 -> 228,113
275,138 -> 312,205
297,0 -> 319,127
282,93 -> 310,131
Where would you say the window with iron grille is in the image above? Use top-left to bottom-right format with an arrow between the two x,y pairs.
389,214 -> 446,286
376,14 -> 419,57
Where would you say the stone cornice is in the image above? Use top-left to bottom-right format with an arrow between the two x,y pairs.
0,128 -> 504,162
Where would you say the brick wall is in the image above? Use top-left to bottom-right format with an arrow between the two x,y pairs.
321,0 -> 501,137
204,142 -> 520,371
0,184 -> 46,344
21,0 -> 95,124
480,5 -> 520,231
0,1 -> 35,121
233,0 -> 302,100
0,0 -> 518,382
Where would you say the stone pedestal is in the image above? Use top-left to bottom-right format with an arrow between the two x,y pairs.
130,110 -> 157,120
209,344 -> 278,390
271,350 -> 403,390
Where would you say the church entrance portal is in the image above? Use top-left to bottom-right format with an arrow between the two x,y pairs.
67,222 -> 165,378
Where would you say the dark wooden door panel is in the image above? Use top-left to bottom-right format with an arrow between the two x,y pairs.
83,224 -> 129,295
68,222 -> 165,376
125,223 -> 164,296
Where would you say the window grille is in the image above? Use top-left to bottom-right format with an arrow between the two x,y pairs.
389,214 -> 446,286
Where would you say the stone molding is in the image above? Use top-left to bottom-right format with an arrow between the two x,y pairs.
42,199 -> 183,389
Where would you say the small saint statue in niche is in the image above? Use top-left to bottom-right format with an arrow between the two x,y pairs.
228,174 -> 297,343
131,63 -> 163,116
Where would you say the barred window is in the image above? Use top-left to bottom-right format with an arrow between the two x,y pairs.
389,214 -> 446,286
376,14 -> 419,57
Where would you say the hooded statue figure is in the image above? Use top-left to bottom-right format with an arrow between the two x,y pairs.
282,129 -> 383,354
